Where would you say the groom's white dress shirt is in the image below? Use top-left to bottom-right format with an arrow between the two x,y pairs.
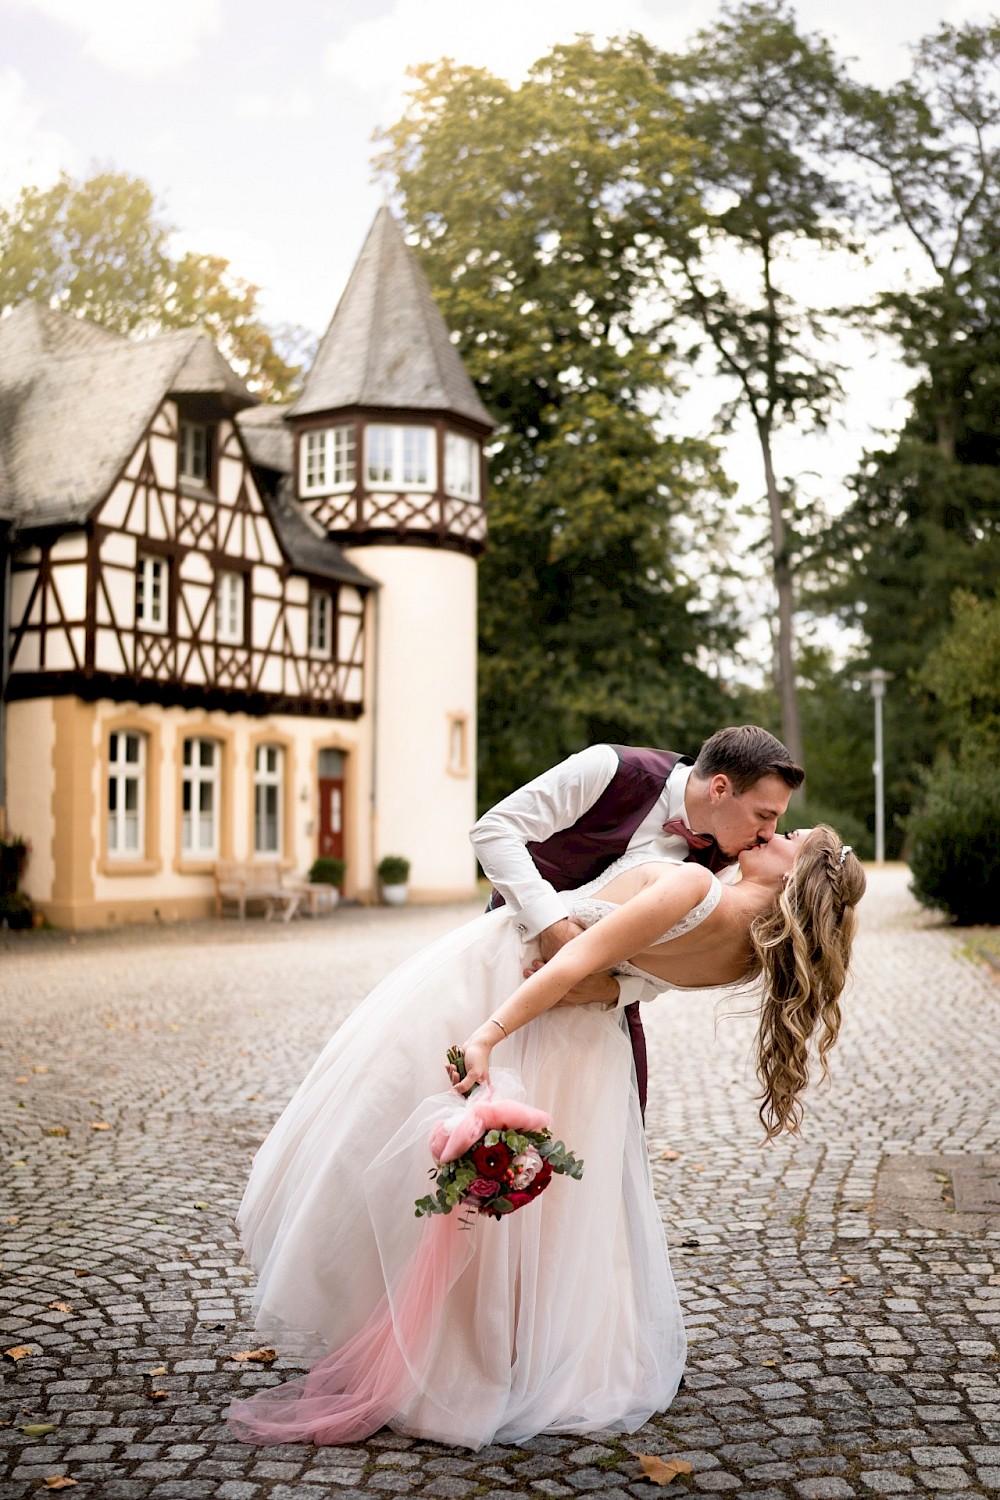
472,745 -> 720,1008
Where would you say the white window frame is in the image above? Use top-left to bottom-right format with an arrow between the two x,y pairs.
444,432 -> 480,501
300,424 -> 357,497
107,731 -> 146,860
254,743 -> 283,856
216,570 -> 245,646
182,737 -> 220,858
136,554 -> 168,633
365,424 -> 436,491
179,420 -> 212,484
308,590 -> 334,660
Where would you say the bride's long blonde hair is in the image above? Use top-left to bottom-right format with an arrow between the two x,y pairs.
746,826 -> 866,1140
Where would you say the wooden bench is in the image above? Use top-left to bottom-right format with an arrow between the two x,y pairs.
213,860 -> 303,922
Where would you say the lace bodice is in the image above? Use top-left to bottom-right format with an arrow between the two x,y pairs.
561,849 -> 724,993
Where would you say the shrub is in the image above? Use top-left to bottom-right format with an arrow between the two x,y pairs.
377,855 -> 410,886
308,856 -> 345,887
906,759 -> 1000,926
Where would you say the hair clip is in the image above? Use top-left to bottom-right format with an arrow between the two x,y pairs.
839,845 -> 852,865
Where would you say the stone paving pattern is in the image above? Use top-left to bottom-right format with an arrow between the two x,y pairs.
2,866 -> 998,1498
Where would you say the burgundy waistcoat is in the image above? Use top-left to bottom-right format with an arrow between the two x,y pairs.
526,746 -> 689,893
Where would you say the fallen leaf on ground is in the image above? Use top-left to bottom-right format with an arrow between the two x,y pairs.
42,1478 -> 77,1490
689,1163 -> 705,1172
148,1366 -> 167,1376
33,1065 -> 50,1074
230,1347 -> 277,1364
7,1216 -> 19,1225
145,1390 -> 168,1402
44,1127 -> 69,1137
21,1423 -> 56,1436
3,1346 -> 32,1362
636,1454 -> 694,1486
73,1270 -> 89,1277
90,1122 -> 110,1131
761,1358 -> 778,1366
47,1303 -> 72,1313
14,1076 -> 28,1084
193,1201 -> 209,1209
659,1149 -> 682,1161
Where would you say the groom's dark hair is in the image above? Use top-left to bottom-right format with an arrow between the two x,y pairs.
693,725 -> 804,795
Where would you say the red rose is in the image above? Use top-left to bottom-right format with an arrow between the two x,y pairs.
470,1141 -> 513,1180
481,1162 -> 554,1218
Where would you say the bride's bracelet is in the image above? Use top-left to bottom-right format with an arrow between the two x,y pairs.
488,1016 -> 509,1037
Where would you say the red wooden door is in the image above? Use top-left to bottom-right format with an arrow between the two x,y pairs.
318,777 -> 345,868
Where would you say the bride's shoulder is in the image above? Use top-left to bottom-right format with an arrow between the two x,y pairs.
645,860 -> 715,905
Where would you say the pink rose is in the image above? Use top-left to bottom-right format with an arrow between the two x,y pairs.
510,1147 -> 543,1189
467,1177 -> 501,1199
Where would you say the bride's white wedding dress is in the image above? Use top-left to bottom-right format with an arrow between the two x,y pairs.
230,853 -> 723,1451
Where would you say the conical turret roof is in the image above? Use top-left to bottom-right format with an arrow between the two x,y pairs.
289,207 -> 492,430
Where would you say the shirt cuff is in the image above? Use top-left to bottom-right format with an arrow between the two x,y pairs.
512,889 -> 570,940
613,974 -> 646,1012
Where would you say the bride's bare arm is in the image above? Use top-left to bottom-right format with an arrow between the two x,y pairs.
452,863 -> 713,1092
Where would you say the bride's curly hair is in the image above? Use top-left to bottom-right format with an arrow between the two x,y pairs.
746,826 -> 866,1140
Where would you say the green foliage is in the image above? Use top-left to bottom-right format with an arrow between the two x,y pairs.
920,590 -> 1000,763
414,1126 -> 584,1218
906,760 -> 1000,925
377,38 -> 746,810
376,855 -> 410,885
307,856 -> 346,886
0,170 -> 309,400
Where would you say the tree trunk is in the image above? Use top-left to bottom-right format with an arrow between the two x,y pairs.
756,418 -> 805,781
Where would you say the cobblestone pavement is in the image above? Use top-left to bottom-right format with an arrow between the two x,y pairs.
2,866 -> 999,1499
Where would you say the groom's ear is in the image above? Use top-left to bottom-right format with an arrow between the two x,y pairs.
707,773 -> 732,804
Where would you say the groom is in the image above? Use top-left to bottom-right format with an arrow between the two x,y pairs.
471,725 -> 804,1115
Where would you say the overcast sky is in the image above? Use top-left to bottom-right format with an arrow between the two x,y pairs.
1,0 -> 994,625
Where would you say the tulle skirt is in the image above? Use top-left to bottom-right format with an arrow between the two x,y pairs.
229,906 -> 686,1450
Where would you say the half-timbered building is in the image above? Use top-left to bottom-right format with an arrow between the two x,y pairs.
0,208 -> 492,927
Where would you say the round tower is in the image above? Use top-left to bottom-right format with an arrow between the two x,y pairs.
287,208 -> 492,900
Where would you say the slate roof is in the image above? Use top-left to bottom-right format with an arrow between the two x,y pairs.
0,303 -> 254,528
264,477 -> 377,590
237,402 -> 294,474
289,207 -> 493,430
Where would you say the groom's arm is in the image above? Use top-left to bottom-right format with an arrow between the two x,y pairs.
471,744 -> 618,938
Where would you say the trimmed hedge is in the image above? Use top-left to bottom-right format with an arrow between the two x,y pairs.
906,760 -> 1000,926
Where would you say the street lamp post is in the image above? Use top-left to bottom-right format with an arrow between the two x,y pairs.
864,668 -> 894,864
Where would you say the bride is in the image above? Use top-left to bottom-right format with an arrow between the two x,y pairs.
229,826 -> 865,1452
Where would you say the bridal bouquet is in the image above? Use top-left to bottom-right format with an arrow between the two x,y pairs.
414,1048 -> 584,1222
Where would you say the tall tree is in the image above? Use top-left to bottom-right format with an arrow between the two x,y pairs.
377,41 -> 744,808
814,22 -> 1000,848
664,0 -> 857,772
0,170 -> 308,400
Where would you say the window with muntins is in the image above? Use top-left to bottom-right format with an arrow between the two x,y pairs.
136,555 -> 168,632
366,424 -> 435,490
179,421 -> 212,484
309,591 -> 334,659
302,425 -> 356,495
254,744 -> 283,855
107,731 -> 146,858
216,571 -> 245,645
444,433 -> 480,500
182,738 -> 219,857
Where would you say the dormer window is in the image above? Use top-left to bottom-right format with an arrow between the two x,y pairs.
301,424 -> 356,496
366,424 -> 435,491
179,420 -> 212,485
444,433 -> 480,501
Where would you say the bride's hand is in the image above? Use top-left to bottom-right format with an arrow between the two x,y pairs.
447,1034 -> 493,1095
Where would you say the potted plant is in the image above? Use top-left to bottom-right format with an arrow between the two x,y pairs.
377,855 -> 410,907
307,856 -> 345,908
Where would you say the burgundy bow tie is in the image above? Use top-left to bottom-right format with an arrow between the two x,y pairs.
661,817 -> 715,851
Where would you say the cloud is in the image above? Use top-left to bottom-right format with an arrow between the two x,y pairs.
323,0 -> 699,102
10,0 -> 222,75
235,88 -> 316,122
0,68 -> 75,197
